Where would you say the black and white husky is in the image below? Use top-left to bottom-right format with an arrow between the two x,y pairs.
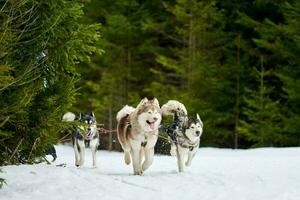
62,112 -> 99,167
161,100 -> 203,172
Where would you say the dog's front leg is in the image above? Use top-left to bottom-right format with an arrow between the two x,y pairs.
73,139 -> 80,167
186,150 -> 196,167
90,139 -> 99,167
130,140 -> 143,175
142,147 -> 154,172
170,143 -> 176,156
77,139 -> 85,167
176,146 -> 187,172
132,148 -> 143,175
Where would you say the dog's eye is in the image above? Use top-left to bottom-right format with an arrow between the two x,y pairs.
191,126 -> 194,129
148,111 -> 152,114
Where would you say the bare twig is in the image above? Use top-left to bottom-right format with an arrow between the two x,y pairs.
27,137 -> 40,162
8,138 -> 24,164
59,133 -> 72,143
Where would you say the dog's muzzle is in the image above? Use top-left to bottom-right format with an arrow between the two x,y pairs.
146,118 -> 158,130
196,131 -> 201,136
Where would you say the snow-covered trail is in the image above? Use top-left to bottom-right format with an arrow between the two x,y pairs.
1,145 -> 300,200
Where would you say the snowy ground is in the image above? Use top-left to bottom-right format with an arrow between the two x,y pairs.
1,145 -> 300,200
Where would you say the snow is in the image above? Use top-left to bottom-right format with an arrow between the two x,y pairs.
1,145 -> 300,200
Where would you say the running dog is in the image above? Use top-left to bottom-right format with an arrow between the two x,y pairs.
161,100 -> 203,172
116,98 -> 162,175
62,112 -> 99,167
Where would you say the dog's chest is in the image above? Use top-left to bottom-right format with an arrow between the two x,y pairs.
134,131 -> 157,146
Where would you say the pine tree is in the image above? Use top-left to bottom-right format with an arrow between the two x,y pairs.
275,1 -> 300,145
238,57 -> 285,147
146,0 -> 238,148
77,0 -> 168,150
0,0 -> 102,165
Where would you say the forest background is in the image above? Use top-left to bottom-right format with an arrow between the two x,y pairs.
1,0 -> 300,173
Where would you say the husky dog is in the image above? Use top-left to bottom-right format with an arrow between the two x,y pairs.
116,98 -> 162,175
161,100 -> 203,172
62,112 -> 99,167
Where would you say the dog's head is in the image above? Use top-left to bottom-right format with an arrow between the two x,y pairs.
136,98 -> 162,132
79,112 -> 97,133
185,114 -> 203,142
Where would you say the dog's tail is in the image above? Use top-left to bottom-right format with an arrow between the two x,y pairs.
62,112 -> 76,122
161,100 -> 188,116
116,105 -> 136,122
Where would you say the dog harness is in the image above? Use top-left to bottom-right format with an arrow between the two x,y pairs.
161,116 -> 200,151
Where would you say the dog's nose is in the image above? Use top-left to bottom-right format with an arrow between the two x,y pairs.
153,117 -> 158,121
196,131 -> 200,136
87,127 -> 91,131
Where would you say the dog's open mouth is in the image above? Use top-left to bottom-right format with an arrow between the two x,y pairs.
84,130 -> 92,140
146,120 -> 156,130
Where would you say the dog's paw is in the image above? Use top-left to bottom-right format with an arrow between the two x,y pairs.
134,170 -> 143,175
185,161 -> 191,167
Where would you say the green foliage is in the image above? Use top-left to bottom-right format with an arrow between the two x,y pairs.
2,0 -> 300,160
0,168 -> 5,188
0,0 -> 102,165
74,0 -> 300,151
238,62 -> 284,147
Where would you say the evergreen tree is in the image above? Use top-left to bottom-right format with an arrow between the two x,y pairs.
275,1 -> 300,145
0,0 -> 102,165
77,0 -> 168,150
146,0 -> 237,148
238,57 -> 284,146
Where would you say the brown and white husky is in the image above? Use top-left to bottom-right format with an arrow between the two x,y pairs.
116,98 -> 162,175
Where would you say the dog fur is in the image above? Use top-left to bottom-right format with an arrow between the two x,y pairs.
161,100 -> 203,172
62,112 -> 99,167
116,98 -> 162,175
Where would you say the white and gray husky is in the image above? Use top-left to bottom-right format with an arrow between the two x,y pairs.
62,112 -> 99,167
161,100 -> 203,172
116,98 -> 162,175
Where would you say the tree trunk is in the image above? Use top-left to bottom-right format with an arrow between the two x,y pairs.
108,95 -> 113,151
234,35 -> 241,149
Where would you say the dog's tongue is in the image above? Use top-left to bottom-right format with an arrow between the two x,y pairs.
85,131 -> 92,139
149,122 -> 155,129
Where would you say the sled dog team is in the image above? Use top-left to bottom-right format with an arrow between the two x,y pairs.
63,98 -> 203,174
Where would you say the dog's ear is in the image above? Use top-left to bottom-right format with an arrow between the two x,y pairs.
152,98 -> 160,107
90,112 -> 95,117
137,97 -> 148,108
197,113 -> 203,126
